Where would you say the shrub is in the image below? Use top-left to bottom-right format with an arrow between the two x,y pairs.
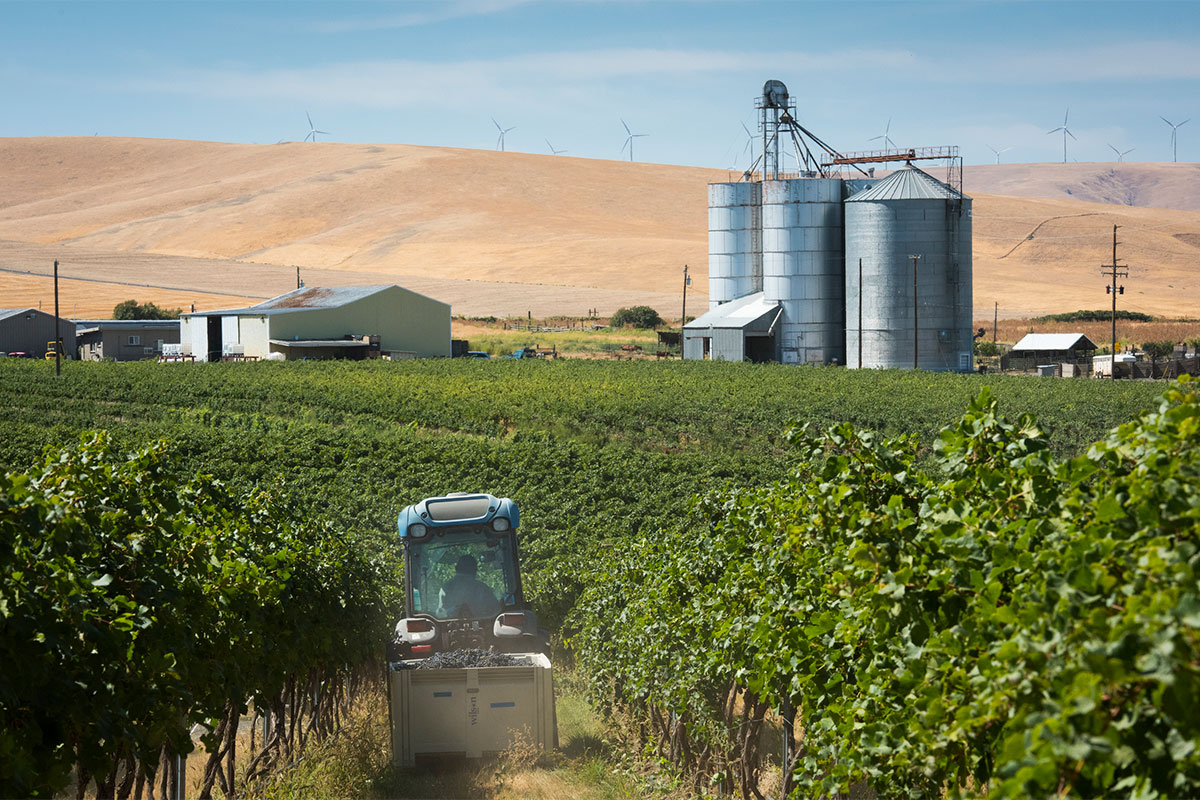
1142,340 -> 1177,360
609,306 -> 664,329
112,299 -> 181,320
974,339 -> 1001,357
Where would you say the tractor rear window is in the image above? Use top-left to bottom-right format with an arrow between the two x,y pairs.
426,496 -> 491,521
408,528 -> 519,620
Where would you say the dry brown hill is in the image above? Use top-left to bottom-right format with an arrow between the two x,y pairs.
964,162 -> 1200,211
1,138 -> 1197,320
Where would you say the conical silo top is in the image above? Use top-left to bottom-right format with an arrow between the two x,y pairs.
846,163 -> 968,202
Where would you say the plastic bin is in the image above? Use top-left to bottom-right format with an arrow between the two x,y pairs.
388,653 -> 557,767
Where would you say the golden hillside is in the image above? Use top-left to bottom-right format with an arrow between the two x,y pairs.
0,137 -> 1197,319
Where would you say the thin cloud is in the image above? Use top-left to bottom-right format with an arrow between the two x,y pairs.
313,0 -> 531,33
120,47 -> 917,109
114,39 -> 1200,116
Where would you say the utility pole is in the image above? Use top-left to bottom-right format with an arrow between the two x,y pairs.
296,267 -> 302,289
681,264 -> 689,329
1100,224 -> 1129,381
993,301 -> 998,344
910,254 -> 922,369
53,260 -> 61,377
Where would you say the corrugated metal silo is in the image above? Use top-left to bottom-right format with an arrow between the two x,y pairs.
761,178 -> 847,364
844,164 -> 973,372
707,182 -> 761,309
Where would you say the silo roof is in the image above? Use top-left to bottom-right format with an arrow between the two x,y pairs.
846,164 -> 968,202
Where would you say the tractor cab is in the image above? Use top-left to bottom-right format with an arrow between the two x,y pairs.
390,493 -> 544,660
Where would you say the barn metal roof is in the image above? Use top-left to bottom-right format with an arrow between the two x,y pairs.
0,308 -> 37,322
1011,333 -> 1099,352
183,285 -> 412,317
845,164 -> 967,202
684,292 -> 781,331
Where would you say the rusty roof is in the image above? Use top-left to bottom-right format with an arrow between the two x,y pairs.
183,285 -> 405,317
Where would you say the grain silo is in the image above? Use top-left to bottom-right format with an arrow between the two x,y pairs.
707,182 -> 761,309
761,178 -> 847,364
844,164 -> 973,372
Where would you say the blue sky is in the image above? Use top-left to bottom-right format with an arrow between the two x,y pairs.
2,0 -> 1197,167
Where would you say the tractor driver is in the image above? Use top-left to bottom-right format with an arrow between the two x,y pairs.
440,555 -> 500,618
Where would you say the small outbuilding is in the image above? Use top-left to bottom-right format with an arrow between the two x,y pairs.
1002,333 -> 1098,371
76,319 -> 181,361
0,308 -> 76,358
179,285 -> 450,362
683,292 -> 782,362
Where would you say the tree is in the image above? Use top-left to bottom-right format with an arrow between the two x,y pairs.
609,306 -> 664,329
112,300 -> 181,320
1141,340 -> 1176,361
974,339 -> 1001,357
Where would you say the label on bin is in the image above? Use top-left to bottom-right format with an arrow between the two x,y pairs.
433,691 -> 452,697
490,702 -> 515,708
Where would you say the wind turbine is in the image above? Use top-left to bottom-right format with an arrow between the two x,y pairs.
1047,109 -> 1076,163
492,117 -> 515,151
545,139 -> 567,155
304,111 -> 329,142
1108,143 -> 1135,163
740,122 -> 755,161
1160,116 -> 1190,163
869,118 -> 896,149
986,145 -> 1013,164
620,118 -> 648,162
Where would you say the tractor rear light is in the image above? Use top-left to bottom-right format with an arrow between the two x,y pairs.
406,619 -> 434,633
500,613 -> 525,628
411,645 -> 432,655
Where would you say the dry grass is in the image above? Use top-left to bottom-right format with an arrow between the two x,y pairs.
3,139 -> 1200,321
451,320 -> 664,357
233,674 -> 648,800
974,316 -> 1200,349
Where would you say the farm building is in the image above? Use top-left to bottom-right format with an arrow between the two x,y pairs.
179,285 -> 450,362
1001,333 -> 1098,371
683,293 -> 781,362
0,308 -> 76,358
76,319 -> 181,361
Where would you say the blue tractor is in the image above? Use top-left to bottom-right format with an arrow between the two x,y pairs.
389,493 -> 546,660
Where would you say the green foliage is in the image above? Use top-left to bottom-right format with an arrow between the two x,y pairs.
1142,340 -> 1178,360
609,306 -> 664,329
573,379 -> 1200,799
975,339 -> 1001,357
112,299 -> 181,320
0,359 -> 1164,642
1034,310 -> 1154,323
0,434 -> 391,797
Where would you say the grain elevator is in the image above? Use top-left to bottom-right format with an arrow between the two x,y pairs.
684,80 -> 973,371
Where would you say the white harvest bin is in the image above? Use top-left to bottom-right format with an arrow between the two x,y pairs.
388,653 -> 557,767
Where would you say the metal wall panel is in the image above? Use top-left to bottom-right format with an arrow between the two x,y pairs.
762,178 -> 847,365
708,182 -> 761,307
845,197 -> 973,371
712,328 -> 745,362
683,332 -> 706,361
